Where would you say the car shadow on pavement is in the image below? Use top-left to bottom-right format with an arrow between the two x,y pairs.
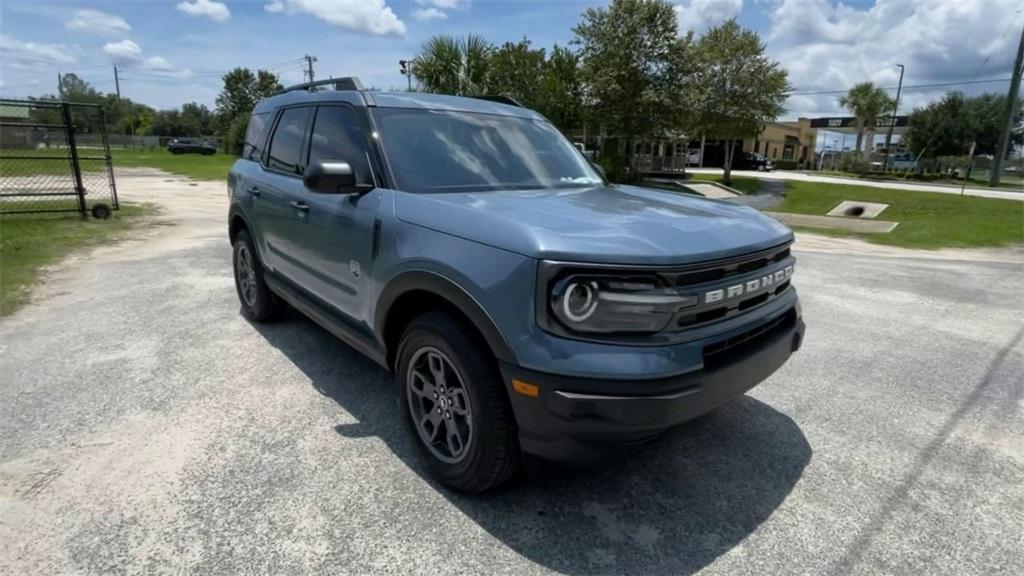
252,309 -> 811,576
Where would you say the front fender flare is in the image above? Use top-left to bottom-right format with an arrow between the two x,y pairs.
375,270 -> 516,365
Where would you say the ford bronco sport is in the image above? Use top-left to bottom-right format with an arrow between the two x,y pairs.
228,77 -> 805,493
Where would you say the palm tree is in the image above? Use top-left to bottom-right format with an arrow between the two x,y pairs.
412,34 -> 493,96
839,82 -> 896,152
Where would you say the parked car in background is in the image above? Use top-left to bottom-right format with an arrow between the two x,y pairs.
573,142 -> 595,161
167,138 -> 217,155
228,79 -> 804,492
887,153 -> 918,171
735,152 -> 775,171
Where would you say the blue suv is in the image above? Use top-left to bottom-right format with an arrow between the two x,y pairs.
228,78 -> 805,492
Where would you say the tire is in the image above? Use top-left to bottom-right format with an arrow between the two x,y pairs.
232,229 -> 280,322
396,312 -> 520,492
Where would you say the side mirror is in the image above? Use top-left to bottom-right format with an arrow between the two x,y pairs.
303,160 -> 361,194
590,161 -> 606,179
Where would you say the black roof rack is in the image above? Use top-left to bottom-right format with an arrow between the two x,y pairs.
274,77 -> 364,96
470,95 -> 522,107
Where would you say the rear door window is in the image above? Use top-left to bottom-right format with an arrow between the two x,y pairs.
267,107 -> 312,175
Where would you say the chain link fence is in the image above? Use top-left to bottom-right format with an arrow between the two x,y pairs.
0,100 -> 118,217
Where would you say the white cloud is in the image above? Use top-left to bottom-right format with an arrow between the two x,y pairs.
66,9 -> 131,36
101,39 -> 191,77
413,8 -> 447,21
675,0 -> 743,35
416,0 -> 462,8
412,0 -> 464,20
0,34 -> 77,66
102,39 -> 142,62
765,0 -> 1022,118
141,56 -> 193,78
266,0 -> 406,36
176,0 -> 231,23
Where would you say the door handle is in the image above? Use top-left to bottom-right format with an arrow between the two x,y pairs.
248,186 -> 261,198
290,201 -> 309,212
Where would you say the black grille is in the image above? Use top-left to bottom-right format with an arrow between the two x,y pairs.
703,308 -> 796,365
665,245 -> 791,289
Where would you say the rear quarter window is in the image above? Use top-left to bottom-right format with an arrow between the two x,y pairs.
243,112 -> 272,161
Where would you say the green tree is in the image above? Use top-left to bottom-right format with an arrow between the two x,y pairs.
487,38 -> 545,106
59,73 -> 104,104
150,109 -> 183,137
573,0 -> 691,179
838,82 -> 896,153
180,102 -> 214,135
691,19 -> 789,184
412,34 -> 493,95
214,68 -> 282,152
535,44 -> 583,132
904,92 -> 1023,158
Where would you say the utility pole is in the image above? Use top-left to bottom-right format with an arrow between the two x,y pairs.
57,72 -> 64,98
399,59 -> 413,91
113,65 -> 122,100
882,63 -> 904,173
303,54 -> 318,84
990,24 -> 1024,187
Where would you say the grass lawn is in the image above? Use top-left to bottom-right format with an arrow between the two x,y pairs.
0,203 -> 155,316
1,147 -> 235,180
775,181 -> 1024,249
111,148 -> 235,180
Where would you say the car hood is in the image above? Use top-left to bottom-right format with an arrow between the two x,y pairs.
394,184 -> 793,265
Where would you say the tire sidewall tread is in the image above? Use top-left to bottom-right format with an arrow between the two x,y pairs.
396,312 -> 520,493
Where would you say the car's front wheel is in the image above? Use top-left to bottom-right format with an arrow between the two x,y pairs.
396,312 -> 520,492
232,230 -> 280,322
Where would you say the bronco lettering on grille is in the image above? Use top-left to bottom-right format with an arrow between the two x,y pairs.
704,265 -> 794,304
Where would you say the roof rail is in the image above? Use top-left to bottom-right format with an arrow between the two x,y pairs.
470,95 -> 523,107
274,76 -> 364,96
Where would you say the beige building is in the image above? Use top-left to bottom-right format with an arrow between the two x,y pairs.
743,118 -> 817,166
625,117 -> 819,175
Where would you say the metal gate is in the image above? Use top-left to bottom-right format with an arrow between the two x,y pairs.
0,99 -> 118,217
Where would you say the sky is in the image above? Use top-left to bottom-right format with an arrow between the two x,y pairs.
1,0 -> 1021,121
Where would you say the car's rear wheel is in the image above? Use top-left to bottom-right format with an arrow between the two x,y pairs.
396,312 -> 520,492
232,230 -> 280,322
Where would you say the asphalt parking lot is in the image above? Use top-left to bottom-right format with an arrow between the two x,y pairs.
1,171 -> 1022,575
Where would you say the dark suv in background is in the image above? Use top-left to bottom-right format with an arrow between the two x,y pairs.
167,138 -> 216,155
736,152 -> 775,171
228,77 -> 805,492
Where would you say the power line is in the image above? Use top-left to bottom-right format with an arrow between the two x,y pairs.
786,77 -> 1013,97
970,10 -> 1023,81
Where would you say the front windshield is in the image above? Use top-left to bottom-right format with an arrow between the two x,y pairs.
372,107 -> 603,193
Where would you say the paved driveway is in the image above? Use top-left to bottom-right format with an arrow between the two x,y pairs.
1,170 -> 1022,575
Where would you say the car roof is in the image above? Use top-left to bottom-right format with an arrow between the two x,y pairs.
254,89 -> 542,120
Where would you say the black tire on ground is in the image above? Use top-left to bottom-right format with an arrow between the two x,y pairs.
232,230 -> 280,322
91,204 -> 112,219
396,312 -> 521,493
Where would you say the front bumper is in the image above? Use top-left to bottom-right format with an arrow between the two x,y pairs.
501,306 -> 804,463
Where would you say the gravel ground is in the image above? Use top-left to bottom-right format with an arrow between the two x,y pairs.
1,169 -> 1022,575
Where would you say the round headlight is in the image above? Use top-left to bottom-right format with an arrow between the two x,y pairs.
562,281 -> 598,322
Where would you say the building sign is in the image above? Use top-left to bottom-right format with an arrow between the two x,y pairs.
809,116 -> 908,129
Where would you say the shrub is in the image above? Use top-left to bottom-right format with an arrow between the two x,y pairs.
599,149 -> 631,183
224,114 -> 249,156
775,159 -> 797,170
836,152 -> 870,174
